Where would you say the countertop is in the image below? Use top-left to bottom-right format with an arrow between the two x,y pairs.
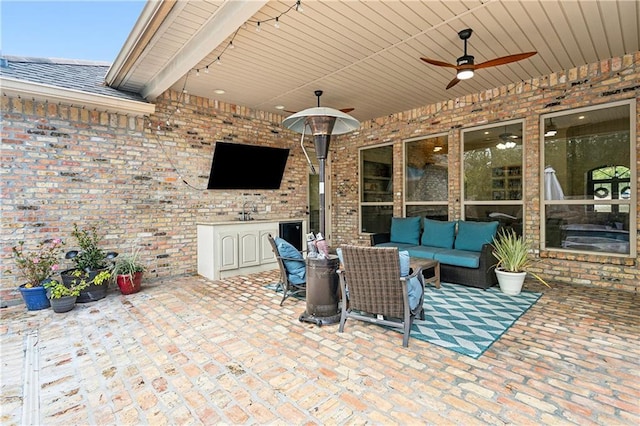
197,218 -> 305,226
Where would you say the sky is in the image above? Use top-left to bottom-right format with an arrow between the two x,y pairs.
1,1 -> 146,62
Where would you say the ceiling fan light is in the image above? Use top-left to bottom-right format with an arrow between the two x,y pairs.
545,119 -> 558,137
457,67 -> 474,80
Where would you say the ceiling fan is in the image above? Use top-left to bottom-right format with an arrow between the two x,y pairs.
284,90 -> 354,114
421,28 -> 537,90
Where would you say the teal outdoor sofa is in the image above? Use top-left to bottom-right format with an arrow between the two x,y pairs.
370,217 -> 500,289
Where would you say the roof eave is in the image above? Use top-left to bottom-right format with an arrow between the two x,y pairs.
1,76 -> 155,116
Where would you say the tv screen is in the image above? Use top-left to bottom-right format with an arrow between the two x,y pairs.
207,142 -> 290,190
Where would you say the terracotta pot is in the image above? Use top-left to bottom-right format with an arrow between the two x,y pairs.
116,272 -> 143,295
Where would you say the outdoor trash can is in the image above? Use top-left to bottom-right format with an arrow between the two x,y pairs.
299,255 -> 340,325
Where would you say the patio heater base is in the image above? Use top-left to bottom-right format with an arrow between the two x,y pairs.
299,256 -> 340,326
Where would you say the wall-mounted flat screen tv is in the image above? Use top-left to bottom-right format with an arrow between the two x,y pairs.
207,142 -> 290,190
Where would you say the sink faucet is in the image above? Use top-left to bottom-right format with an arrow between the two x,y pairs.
241,201 -> 257,221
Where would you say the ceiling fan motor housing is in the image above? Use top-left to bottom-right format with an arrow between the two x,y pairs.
456,55 -> 475,67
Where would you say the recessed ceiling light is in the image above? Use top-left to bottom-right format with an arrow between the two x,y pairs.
578,115 -> 585,120
214,89 -> 225,95
484,131 -> 489,135
275,105 -> 285,110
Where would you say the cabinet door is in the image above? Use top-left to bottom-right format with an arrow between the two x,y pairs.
218,231 -> 238,271
238,231 -> 260,268
260,229 -> 278,264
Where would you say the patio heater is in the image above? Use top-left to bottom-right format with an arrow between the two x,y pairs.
283,91 -> 360,325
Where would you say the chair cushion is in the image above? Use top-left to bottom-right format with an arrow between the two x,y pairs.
454,221 -> 499,252
275,237 -> 305,284
390,217 -> 421,245
398,250 -> 411,276
421,218 -> 456,248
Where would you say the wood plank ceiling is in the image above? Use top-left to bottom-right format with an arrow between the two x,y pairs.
108,0 -> 640,123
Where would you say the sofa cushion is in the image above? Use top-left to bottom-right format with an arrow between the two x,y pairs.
275,237 -> 306,284
421,218 -> 456,248
434,249 -> 481,268
454,221 -> 499,252
405,245 -> 448,260
375,241 -> 416,251
390,217 -> 421,245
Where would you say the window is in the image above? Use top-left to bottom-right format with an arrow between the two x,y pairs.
542,100 -> 635,256
462,121 -> 524,235
360,144 -> 393,233
404,134 -> 448,220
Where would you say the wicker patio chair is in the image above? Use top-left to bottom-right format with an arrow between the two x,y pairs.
336,245 -> 425,347
268,234 -> 306,306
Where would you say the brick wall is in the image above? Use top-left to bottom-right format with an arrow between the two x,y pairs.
1,92 -> 307,306
331,52 -> 639,293
2,53 -> 638,306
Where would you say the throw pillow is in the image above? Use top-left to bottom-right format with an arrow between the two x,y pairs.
399,250 -> 422,310
390,217 -> 421,245
421,218 -> 456,248
275,237 -> 306,284
454,221 -> 500,252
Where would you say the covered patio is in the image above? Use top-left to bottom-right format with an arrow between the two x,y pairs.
1,272 -> 638,425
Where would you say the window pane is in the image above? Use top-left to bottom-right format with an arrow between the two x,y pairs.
465,205 -> 522,236
406,205 -> 448,221
464,123 -> 523,201
361,205 -> 394,234
545,206 -> 630,255
405,136 -> 448,202
544,104 -> 630,201
361,146 -> 393,202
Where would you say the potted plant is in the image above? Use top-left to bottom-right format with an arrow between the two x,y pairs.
491,228 -> 550,295
111,247 -> 146,295
61,223 -> 117,303
11,238 -> 64,311
43,279 -> 88,313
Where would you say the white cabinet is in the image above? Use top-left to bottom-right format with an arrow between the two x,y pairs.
197,220 -> 303,280
238,230 -> 259,268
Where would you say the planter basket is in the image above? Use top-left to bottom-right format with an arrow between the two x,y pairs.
116,272 -> 143,295
50,295 -> 77,313
18,284 -> 51,311
60,268 -> 108,303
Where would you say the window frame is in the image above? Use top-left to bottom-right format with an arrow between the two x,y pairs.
540,99 -> 636,257
359,142 -> 394,234
460,119 -> 526,229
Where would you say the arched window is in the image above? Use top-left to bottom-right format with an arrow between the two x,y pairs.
587,165 -> 631,213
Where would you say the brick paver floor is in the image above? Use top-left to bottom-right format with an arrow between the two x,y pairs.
1,271 -> 638,425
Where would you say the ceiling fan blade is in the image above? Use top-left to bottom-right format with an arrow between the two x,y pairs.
476,51 -> 537,69
446,77 -> 461,90
421,57 -> 457,68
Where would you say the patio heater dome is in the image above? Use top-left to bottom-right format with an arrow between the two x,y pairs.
282,107 -> 360,136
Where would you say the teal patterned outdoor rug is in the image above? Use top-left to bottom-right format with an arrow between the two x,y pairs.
407,282 -> 542,358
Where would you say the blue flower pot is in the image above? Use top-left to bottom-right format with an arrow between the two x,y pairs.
18,284 -> 51,311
